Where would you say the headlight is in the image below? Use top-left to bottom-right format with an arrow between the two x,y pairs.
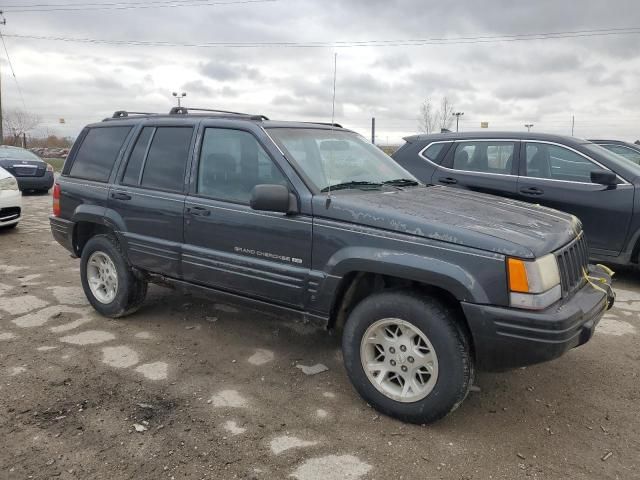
507,254 -> 561,310
0,176 -> 18,191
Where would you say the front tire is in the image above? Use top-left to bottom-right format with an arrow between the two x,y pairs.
80,234 -> 147,318
342,291 -> 473,424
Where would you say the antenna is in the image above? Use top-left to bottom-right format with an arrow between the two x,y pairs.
326,52 -> 337,204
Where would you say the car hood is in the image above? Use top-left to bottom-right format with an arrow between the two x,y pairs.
316,185 -> 581,258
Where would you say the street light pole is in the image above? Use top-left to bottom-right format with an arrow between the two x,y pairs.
172,91 -> 187,107
452,112 -> 464,132
525,123 -> 534,132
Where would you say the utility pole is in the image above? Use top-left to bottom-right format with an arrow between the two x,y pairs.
371,117 -> 375,144
452,112 -> 464,132
0,12 -> 6,145
525,123 -> 534,132
571,115 -> 575,136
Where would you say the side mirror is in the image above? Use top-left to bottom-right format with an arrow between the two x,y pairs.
590,170 -> 617,186
250,184 -> 298,214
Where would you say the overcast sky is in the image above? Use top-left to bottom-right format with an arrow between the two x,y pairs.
3,0 -> 640,143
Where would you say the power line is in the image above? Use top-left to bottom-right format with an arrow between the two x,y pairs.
0,29 -> 27,110
4,26 -> 640,48
2,0 -> 276,12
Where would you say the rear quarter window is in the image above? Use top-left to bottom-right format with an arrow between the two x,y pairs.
68,126 -> 132,182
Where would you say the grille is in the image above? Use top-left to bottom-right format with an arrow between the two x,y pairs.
0,206 -> 21,222
555,233 -> 589,296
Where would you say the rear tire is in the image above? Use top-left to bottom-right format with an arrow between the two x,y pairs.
80,234 -> 147,318
342,291 -> 473,424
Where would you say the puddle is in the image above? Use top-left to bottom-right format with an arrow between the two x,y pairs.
36,346 -> 58,351
247,349 -> 274,366
223,420 -> 246,436
50,317 -> 93,333
13,306 -> 87,328
0,295 -> 48,315
214,304 -> 239,314
270,435 -> 318,455
9,366 -> 27,376
209,389 -> 248,408
0,332 -> 16,340
322,392 -> 336,399
135,362 -> 168,380
102,346 -> 140,368
315,409 -> 329,419
597,319 -> 637,336
59,330 -> 116,345
134,332 -> 153,340
290,455 -> 372,480
47,286 -> 88,305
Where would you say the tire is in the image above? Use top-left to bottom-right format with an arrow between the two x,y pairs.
80,234 -> 147,318
342,291 -> 474,424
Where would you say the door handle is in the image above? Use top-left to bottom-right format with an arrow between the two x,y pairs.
187,206 -> 211,216
438,177 -> 458,185
111,191 -> 132,200
519,187 -> 544,196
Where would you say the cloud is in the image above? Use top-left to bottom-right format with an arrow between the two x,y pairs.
5,0 -> 640,142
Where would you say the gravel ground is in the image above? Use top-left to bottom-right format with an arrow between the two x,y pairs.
0,192 -> 639,480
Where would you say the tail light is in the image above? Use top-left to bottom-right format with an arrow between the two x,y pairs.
46,163 -> 54,172
52,183 -> 61,217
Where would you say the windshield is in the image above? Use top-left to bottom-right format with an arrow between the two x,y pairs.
583,143 -> 640,177
267,128 -> 419,192
0,147 -> 40,161
599,143 -> 640,165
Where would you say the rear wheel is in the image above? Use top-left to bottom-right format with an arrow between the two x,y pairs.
80,234 -> 147,318
342,291 -> 473,424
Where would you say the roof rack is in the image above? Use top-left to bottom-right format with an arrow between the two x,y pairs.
168,106 -> 269,121
111,110 -> 157,118
297,121 -> 343,128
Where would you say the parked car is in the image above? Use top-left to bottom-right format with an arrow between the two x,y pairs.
0,145 -> 55,193
393,131 -> 640,268
0,166 -> 21,229
589,139 -> 640,165
50,110 -> 614,424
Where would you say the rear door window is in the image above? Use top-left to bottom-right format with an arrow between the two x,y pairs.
69,126 -> 131,182
524,143 -> 595,182
450,141 -> 515,174
138,127 -> 193,192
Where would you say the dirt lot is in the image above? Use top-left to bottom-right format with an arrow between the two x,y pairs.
1,192 -> 639,480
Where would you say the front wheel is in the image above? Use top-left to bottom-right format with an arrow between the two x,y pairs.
80,234 -> 147,318
342,291 -> 473,424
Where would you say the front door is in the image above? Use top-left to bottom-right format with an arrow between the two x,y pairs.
109,125 -> 194,275
182,126 -> 312,308
517,141 -> 634,255
431,139 -> 519,198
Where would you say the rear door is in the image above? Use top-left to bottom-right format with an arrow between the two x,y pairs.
517,141 -> 634,255
431,139 -> 519,197
109,123 -> 195,276
182,124 -> 313,308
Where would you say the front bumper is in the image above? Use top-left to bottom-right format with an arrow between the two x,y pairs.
0,189 -> 22,226
462,265 -> 614,371
16,171 -> 54,191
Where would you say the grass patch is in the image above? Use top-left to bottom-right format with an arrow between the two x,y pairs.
45,158 -> 66,172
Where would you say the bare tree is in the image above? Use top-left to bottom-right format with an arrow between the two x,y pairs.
418,97 -> 455,133
418,99 -> 438,134
3,109 -> 41,145
438,97 -> 455,131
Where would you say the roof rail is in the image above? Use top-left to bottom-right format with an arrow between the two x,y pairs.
168,106 -> 269,121
111,110 -> 156,118
298,121 -> 343,128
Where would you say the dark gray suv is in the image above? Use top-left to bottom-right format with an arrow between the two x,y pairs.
50,109 -> 614,424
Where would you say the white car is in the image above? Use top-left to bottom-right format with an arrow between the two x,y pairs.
0,166 -> 21,229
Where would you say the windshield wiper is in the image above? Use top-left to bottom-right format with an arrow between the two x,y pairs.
382,178 -> 420,187
320,181 -> 382,192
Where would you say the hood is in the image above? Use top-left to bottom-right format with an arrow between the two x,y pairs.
317,185 -> 581,258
